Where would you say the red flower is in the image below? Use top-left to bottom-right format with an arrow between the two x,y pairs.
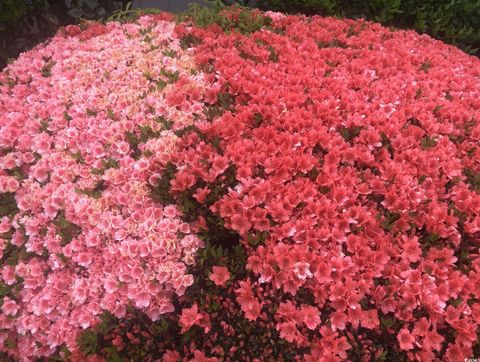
360,309 -> 380,330
423,330 -> 444,351
330,311 -> 348,331
300,305 -> 321,330
179,304 -> 203,333
277,321 -> 299,343
397,328 -> 416,350
209,266 -> 230,286
401,235 -> 422,263
204,88 -> 219,104
235,280 -> 263,321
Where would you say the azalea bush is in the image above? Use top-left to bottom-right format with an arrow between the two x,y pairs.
1,4 -> 480,361
249,0 -> 480,55
0,0 -> 132,70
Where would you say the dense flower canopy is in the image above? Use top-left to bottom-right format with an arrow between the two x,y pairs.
1,7 -> 479,362
0,14 -> 206,359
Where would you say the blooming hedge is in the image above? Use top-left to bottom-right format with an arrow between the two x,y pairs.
1,5 -> 480,362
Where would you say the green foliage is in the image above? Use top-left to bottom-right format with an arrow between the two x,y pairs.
380,210 -> 400,232
78,311 -> 117,356
53,212 -> 82,246
160,68 -> 180,83
41,59 -> 56,77
64,0 -> 131,20
0,0 -> 29,29
181,1 -> 272,35
156,116 -> 173,130
338,125 -> 362,144
124,124 -> 161,160
149,161 -> 177,205
78,329 -> 98,356
69,151 -> 86,164
2,240 -> 35,269
420,135 -> 437,150
179,33 -> 202,50
464,168 -> 480,192
246,230 -> 268,247
75,180 -> 106,199
0,193 -> 18,219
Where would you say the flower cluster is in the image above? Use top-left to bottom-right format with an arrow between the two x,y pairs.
165,9 -> 480,361
1,6 -> 480,361
0,15 -> 207,360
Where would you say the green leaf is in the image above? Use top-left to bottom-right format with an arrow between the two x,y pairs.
78,330 -> 98,356
449,297 -> 462,307
41,60 -> 56,77
106,108 -> 116,120
63,111 -> 73,121
84,0 -> 99,10
464,168 -> 480,192
381,211 -> 400,232
0,192 -> 18,218
338,125 -> 362,143
420,136 -> 437,150
160,69 -> 180,83
75,180 -> 106,199
70,151 -> 86,164
381,316 -> 394,328
53,212 -> 82,246
104,347 -> 122,362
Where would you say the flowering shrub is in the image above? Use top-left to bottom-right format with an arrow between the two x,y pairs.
0,14 -> 206,360
1,4 -> 480,361
250,0 -> 480,55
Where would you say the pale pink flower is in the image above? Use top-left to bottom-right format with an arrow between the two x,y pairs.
134,291 -> 151,308
2,297 -> 19,316
293,261 -> 312,280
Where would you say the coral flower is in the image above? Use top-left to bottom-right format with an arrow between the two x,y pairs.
397,328 -> 416,350
209,266 -> 230,286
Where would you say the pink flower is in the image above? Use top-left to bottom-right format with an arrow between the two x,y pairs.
277,321 -> 299,343
235,280 -> 263,321
423,330 -> 444,351
163,350 -> 181,362
209,266 -> 230,286
330,311 -> 348,331
401,236 -> 422,263
292,261 -> 313,280
301,306 -> 321,330
397,328 -> 415,350
0,216 -> 11,233
2,297 -> 19,316
360,309 -> 380,330
2,7 -> 480,360
193,187 -> 211,203
134,292 -> 151,308
190,349 -> 219,362
179,304 -> 203,333
243,299 -> 263,321
203,88 -> 218,104
2,266 -> 16,285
